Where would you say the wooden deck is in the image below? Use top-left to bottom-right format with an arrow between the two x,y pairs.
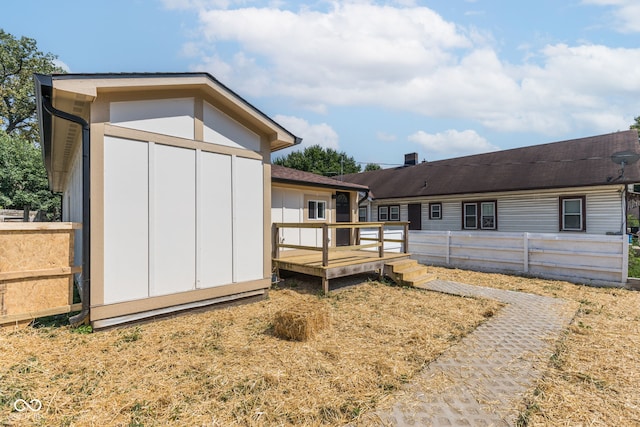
273,249 -> 410,293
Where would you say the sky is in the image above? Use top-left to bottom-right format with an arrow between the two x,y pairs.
3,0 -> 640,167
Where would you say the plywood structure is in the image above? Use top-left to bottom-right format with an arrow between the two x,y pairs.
0,223 -> 82,327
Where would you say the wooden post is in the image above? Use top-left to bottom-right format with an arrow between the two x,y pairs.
322,276 -> 329,294
273,224 -> 280,259
322,223 -> 329,267
378,223 -> 384,258
403,222 -> 409,253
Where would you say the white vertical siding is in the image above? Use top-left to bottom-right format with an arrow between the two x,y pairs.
203,101 -> 261,152
110,98 -> 195,140
233,157 -> 264,282
103,137 -> 149,304
199,151 -> 233,287
152,144 -> 197,296
63,153 -> 83,272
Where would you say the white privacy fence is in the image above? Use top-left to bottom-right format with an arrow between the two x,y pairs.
408,230 -> 628,287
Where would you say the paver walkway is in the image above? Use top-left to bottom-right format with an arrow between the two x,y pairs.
368,279 -> 578,426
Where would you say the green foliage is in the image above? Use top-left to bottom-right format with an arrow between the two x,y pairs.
364,163 -> 381,171
628,214 -> 639,227
0,29 -> 65,142
274,145 -> 361,176
0,130 -> 59,216
631,116 -> 640,133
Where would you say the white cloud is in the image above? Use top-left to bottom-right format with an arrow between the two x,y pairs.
272,115 -> 339,157
582,0 -> 640,33
178,1 -> 640,139
408,129 -> 499,159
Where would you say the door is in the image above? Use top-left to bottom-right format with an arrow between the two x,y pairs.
336,191 -> 351,246
408,203 -> 422,230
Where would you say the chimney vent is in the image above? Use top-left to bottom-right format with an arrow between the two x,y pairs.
404,152 -> 418,166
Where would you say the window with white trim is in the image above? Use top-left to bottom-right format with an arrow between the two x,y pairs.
378,206 -> 388,221
389,205 -> 400,221
308,200 -> 326,220
560,196 -> 585,231
429,202 -> 442,220
463,201 -> 497,230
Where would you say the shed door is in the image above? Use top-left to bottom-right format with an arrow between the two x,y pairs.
408,203 -> 422,230
336,191 -> 351,246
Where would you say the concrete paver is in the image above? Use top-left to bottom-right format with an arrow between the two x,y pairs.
368,279 -> 578,426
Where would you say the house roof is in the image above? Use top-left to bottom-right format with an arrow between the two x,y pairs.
272,165 -> 369,192
342,130 -> 640,200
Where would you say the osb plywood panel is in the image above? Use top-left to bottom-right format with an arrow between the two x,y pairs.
0,230 -> 73,272
1,277 -> 71,316
0,224 -> 78,326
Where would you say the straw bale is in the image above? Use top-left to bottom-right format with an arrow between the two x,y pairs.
273,297 -> 330,341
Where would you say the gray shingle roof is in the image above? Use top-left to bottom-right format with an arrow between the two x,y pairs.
272,165 -> 369,192
342,130 -> 640,200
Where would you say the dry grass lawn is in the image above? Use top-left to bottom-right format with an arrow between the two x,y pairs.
0,278 -> 498,426
2,268 -> 639,426
428,267 -> 640,426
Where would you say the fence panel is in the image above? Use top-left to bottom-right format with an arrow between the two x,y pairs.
409,230 -> 627,286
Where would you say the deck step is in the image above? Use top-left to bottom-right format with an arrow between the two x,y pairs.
384,259 -> 436,288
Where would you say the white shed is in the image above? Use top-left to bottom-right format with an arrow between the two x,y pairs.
35,73 -> 299,328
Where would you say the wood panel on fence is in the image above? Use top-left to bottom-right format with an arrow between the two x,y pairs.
0,223 -> 82,328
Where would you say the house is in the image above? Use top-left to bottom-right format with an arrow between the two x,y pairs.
271,164 -> 368,248
344,131 -> 640,236
34,72 -> 300,328
342,131 -> 640,286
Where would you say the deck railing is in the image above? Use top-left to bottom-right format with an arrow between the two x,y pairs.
272,221 -> 409,267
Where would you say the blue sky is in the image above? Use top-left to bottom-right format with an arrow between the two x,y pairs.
3,0 -> 640,167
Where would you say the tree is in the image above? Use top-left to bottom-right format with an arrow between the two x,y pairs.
631,116 -> 640,133
274,145 -> 361,176
0,30 -> 64,219
0,131 -> 58,218
1,29 -> 65,142
364,163 -> 381,171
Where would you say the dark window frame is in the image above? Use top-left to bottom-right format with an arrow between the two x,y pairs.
559,196 -> 586,232
378,204 -> 400,221
462,200 -> 497,230
429,202 -> 442,220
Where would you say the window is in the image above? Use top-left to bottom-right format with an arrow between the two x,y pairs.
379,205 -> 400,221
389,205 -> 400,221
560,196 -> 585,231
358,206 -> 368,222
463,203 -> 477,229
481,202 -> 496,229
462,201 -> 497,230
308,200 -> 326,220
378,206 -> 388,221
429,203 -> 442,220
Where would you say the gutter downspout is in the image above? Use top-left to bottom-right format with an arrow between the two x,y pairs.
357,190 -> 369,206
42,97 -> 91,327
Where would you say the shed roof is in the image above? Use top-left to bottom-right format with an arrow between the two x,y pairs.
272,165 -> 369,192
34,72 -> 301,191
342,130 -> 640,200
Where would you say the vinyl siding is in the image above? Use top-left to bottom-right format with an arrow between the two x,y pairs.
365,185 -> 625,235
